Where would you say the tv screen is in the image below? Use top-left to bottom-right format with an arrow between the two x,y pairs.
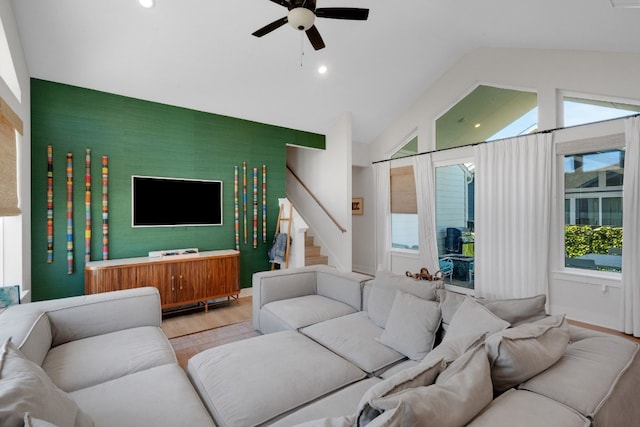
131,175 -> 223,227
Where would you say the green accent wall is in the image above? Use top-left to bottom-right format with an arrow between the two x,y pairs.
31,79 -> 324,301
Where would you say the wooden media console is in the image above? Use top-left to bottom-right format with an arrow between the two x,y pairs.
85,249 -> 240,311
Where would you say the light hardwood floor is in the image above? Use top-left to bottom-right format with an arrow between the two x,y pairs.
162,297 -> 252,339
163,297 -> 258,370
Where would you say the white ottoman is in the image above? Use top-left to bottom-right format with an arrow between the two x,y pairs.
187,330 -> 366,427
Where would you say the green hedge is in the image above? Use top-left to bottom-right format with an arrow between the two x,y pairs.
565,225 -> 622,257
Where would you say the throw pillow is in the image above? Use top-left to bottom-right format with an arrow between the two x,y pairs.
477,294 -> 547,327
435,288 -> 466,332
0,338 -> 94,427
292,415 -> 356,427
436,289 -> 547,330
356,356 -> 445,426
369,345 -> 493,427
24,414 -> 58,427
420,330 -> 488,368
367,271 -> 438,328
485,314 -> 570,393
378,291 -> 442,360
443,297 -> 510,342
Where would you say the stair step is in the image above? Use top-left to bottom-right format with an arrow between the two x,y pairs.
305,235 -> 314,246
305,255 -> 328,266
306,245 -> 321,257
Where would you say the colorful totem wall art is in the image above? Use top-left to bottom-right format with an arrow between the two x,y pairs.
46,147 -> 109,269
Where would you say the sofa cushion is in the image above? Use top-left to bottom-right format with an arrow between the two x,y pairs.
301,312 -> 405,374
0,338 -> 93,427
70,363 -> 215,427
366,271 -> 438,328
42,326 -> 176,392
260,294 -> 358,333
187,330 -> 366,427
378,291 -> 441,361
443,296 -> 510,342
356,356 -> 445,426
368,345 -> 493,427
485,314 -> 570,393
467,389 -> 590,427
519,334 -> 640,420
270,378 -> 380,427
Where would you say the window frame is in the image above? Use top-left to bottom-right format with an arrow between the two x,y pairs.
560,91 -> 640,128
553,123 -> 625,280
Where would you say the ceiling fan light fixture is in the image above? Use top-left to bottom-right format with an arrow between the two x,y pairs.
288,7 -> 315,31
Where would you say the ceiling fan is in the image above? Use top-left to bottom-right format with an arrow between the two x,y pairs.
252,0 -> 369,50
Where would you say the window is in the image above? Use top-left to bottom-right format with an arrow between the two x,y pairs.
564,149 -> 623,272
435,162 -> 475,288
390,165 -> 418,250
391,136 -> 418,159
436,85 -> 537,150
564,96 -> 640,127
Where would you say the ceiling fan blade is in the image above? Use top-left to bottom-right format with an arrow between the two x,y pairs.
306,25 -> 325,50
269,0 -> 291,8
252,16 -> 288,37
315,7 -> 369,20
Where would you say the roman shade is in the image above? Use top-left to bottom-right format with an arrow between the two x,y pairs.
0,97 -> 22,216
390,166 -> 416,214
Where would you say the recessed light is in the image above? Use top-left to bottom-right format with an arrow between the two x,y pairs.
318,65 -> 328,75
139,0 -> 154,8
474,123 -> 481,128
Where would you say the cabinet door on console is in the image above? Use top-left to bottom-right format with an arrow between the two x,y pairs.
85,265 -> 137,294
175,259 -> 209,304
207,255 -> 240,296
136,263 -> 175,306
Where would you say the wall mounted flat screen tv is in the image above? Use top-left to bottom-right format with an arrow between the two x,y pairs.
132,175 -> 223,227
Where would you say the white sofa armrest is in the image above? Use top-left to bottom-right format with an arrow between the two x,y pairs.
252,266 -> 372,331
0,287 -> 162,362
30,287 -> 162,347
47,287 -> 162,346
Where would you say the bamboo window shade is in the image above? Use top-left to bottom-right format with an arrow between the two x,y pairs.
0,96 -> 23,216
390,165 -> 417,214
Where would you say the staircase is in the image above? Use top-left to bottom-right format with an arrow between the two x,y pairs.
305,233 -> 328,266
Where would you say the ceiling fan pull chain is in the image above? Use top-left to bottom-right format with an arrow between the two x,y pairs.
300,31 -> 305,67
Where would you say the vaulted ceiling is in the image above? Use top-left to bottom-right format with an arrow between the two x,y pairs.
9,0 -> 640,144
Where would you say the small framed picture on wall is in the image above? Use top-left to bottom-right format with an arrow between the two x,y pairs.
352,198 -> 364,215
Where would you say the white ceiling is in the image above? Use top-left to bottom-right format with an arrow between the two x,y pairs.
9,0 -> 640,144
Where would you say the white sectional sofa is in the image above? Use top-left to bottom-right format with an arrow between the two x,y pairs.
185,265 -> 640,427
3,268 -> 639,427
0,287 -> 215,427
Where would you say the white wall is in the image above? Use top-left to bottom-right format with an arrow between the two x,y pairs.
357,47 -> 640,330
352,165 -> 374,274
286,112 -> 352,272
0,0 -> 31,301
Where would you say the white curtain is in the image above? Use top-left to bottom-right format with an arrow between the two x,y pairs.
474,133 -> 553,299
413,154 -> 439,273
622,116 -> 640,336
374,161 -> 391,271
